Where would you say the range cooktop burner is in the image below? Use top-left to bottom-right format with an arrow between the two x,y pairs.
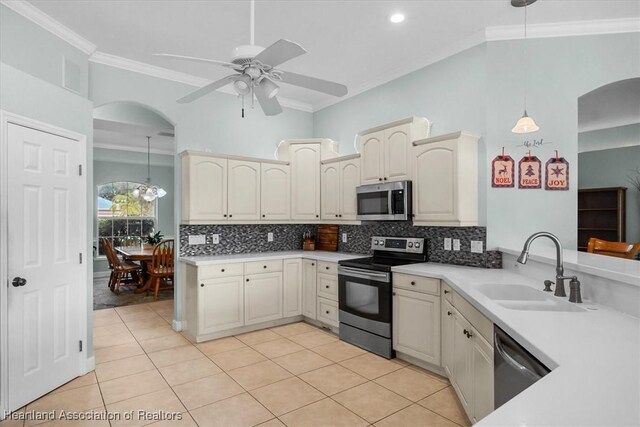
339,256 -> 424,272
338,236 -> 427,272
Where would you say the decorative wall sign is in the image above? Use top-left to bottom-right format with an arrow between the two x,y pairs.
518,152 -> 542,189
491,147 -> 515,188
545,151 -> 569,190
516,137 -> 553,149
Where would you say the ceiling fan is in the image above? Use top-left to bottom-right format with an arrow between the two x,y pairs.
153,0 -> 348,116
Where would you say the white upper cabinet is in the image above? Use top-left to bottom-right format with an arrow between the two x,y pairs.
321,156 -> 360,221
412,131 -> 479,226
182,154 -> 228,223
339,158 -> 360,220
321,163 -> 340,219
290,144 -> 321,220
357,117 -> 431,185
228,160 -> 261,220
261,163 -> 290,220
359,131 -> 385,185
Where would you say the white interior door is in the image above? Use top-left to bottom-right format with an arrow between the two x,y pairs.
7,123 -> 83,411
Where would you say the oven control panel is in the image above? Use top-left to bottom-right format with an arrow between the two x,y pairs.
370,236 -> 425,253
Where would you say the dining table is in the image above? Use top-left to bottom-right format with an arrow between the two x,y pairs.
115,246 -> 155,293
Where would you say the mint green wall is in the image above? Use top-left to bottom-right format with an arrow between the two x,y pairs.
579,123 -> 640,152
93,148 -> 175,273
94,103 -> 174,131
579,146 -> 640,243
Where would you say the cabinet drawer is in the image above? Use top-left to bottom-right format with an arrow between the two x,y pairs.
199,263 -> 243,280
244,259 -> 283,275
393,273 -> 440,295
317,273 -> 338,301
442,282 -> 454,303
317,261 -> 338,275
453,292 -> 493,344
317,297 -> 339,327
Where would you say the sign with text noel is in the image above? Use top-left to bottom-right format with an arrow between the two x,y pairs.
545,153 -> 569,190
518,153 -> 541,189
491,148 -> 515,188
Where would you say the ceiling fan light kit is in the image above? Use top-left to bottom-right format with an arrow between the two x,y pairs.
155,0 -> 347,117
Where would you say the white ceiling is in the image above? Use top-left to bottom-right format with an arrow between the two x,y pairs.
28,0 -> 640,110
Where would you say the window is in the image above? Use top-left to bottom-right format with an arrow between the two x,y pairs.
96,181 -> 156,256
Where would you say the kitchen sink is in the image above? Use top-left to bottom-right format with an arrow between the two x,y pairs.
477,284 -> 586,312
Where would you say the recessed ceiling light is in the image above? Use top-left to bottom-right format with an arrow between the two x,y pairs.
389,13 -> 405,24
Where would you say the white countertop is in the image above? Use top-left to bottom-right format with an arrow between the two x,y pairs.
180,250 -> 364,266
392,263 -> 640,426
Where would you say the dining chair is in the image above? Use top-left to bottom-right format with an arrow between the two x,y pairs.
101,238 -> 143,294
587,237 -> 640,259
148,239 -> 174,301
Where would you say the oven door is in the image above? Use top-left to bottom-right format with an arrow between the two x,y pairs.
338,266 -> 391,338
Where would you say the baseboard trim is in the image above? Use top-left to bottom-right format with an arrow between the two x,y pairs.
172,320 -> 182,332
84,356 -> 95,374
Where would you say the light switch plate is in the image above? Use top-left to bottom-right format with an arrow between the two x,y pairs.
453,239 -> 461,251
444,238 -> 452,251
268,232 -> 274,242
470,240 -> 484,254
342,233 -> 347,243
188,235 -> 206,245
212,234 -> 220,244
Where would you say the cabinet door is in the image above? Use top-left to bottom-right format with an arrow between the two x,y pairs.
198,276 -> 244,335
302,259 -> 317,319
228,160 -> 261,220
290,144 -> 321,220
321,163 -> 340,220
452,310 -> 474,419
245,272 -> 283,325
473,331 -> 494,423
339,159 -> 360,220
384,123 -> 412,182
186,156 -> 227,221
283,259 -> 303,317
358,131 -> 385,185
413,140 -> 457,222
441,299 -> 455,378
392,288 -> 441,365
261,163 -> 290,220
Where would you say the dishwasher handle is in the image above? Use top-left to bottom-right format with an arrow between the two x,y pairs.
494,330 -> 544,382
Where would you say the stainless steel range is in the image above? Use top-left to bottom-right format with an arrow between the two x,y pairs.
338,236 -> 427,359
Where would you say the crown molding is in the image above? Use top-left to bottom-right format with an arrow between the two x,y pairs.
93,142 -> 175,156
89,52 -> 314,113
0,0 -> 96,55
485,18 -> 640,41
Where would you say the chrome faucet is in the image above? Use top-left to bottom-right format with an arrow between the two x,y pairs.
516,232 -> 582,303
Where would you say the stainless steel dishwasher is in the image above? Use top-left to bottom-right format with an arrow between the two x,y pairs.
494,325 -> 551,408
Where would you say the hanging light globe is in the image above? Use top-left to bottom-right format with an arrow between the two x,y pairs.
512,110 -> 540,133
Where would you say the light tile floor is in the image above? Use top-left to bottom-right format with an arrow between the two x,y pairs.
2,301 -> 470,427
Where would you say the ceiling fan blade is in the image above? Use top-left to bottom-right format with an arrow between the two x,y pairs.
153,53 -> 241,69
255,81 -> 283,116
253,39 -> 306,68
278,71 -> 348,97
177,75 -> 237,104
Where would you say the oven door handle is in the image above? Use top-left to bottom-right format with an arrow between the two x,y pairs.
338,267 -> 390,282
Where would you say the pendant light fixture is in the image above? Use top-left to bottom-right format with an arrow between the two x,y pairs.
132,136 -> 167,202
511,0 -> 540,134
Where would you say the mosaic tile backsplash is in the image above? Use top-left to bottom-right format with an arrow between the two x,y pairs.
180,223 -> 501,268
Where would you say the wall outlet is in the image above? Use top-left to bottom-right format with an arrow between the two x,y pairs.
212,234 -> 220,244
267,232 -> 274,242
470,240 -> 484,254
188,235 -> 206,245
444,237 -> 452,251
453,239 -> 461,251
342,233 -> 348,243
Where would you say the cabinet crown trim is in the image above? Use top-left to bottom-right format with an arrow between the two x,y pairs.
180,150 -> 289,165
413,131 -> 480,146
357,116 -> 431,137
321,153 -> 361,164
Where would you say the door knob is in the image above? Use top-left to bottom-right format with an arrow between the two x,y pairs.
12,277 -> 26,287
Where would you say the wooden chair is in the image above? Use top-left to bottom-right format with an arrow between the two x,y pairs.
148,239 -> 174,301
587,238 -> 640,259
101,238 -> 143,294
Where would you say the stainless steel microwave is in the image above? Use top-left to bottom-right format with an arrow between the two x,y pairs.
356,181 -> 412,221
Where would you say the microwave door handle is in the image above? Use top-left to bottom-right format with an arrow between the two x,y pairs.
388,190 -> 394,215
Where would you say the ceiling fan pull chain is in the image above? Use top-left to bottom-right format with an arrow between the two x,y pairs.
241,94 -> 245,118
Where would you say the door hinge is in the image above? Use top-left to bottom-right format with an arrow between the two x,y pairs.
79,340 -> 83,352
78,164 -> 82,176
79,253 -> 83,264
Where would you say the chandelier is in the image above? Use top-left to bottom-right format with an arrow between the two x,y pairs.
132,136 -> 167,202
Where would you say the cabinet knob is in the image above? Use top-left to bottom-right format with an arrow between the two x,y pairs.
335,214 -> 338,218
262,214 -> 266,218
466,330 -> 472,338
200,283 -> 204,287
326,310 -> 330,314
223,214 -> 227,217
444,290 -> 449,294
378,178 -> 382,181
311,263 -> 315,266
325,285 -> 329,289
316,215 -> 319,218
463,329 -> 468,336
246,278 -> 249,282
229,214 -> 233,218
384,177 -> 388,181
410,281 -> 416,286
263,265 -> 267,269
392,292 -> 396,296
447,311 -> 452,316
326,266 -> 330,270
221,269 -> 225,272
339,214 -> 342,218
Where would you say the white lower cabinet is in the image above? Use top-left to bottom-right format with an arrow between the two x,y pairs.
244,272 -> 283,325
302,259 -> 317,319
198,276 -> 244,335
283,259 -> 303,317
452,308 -> 474,417
473,331 -> 494,423
317,298 -> 339,327
392,288 -> 440,365
441,299 -> 455,378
